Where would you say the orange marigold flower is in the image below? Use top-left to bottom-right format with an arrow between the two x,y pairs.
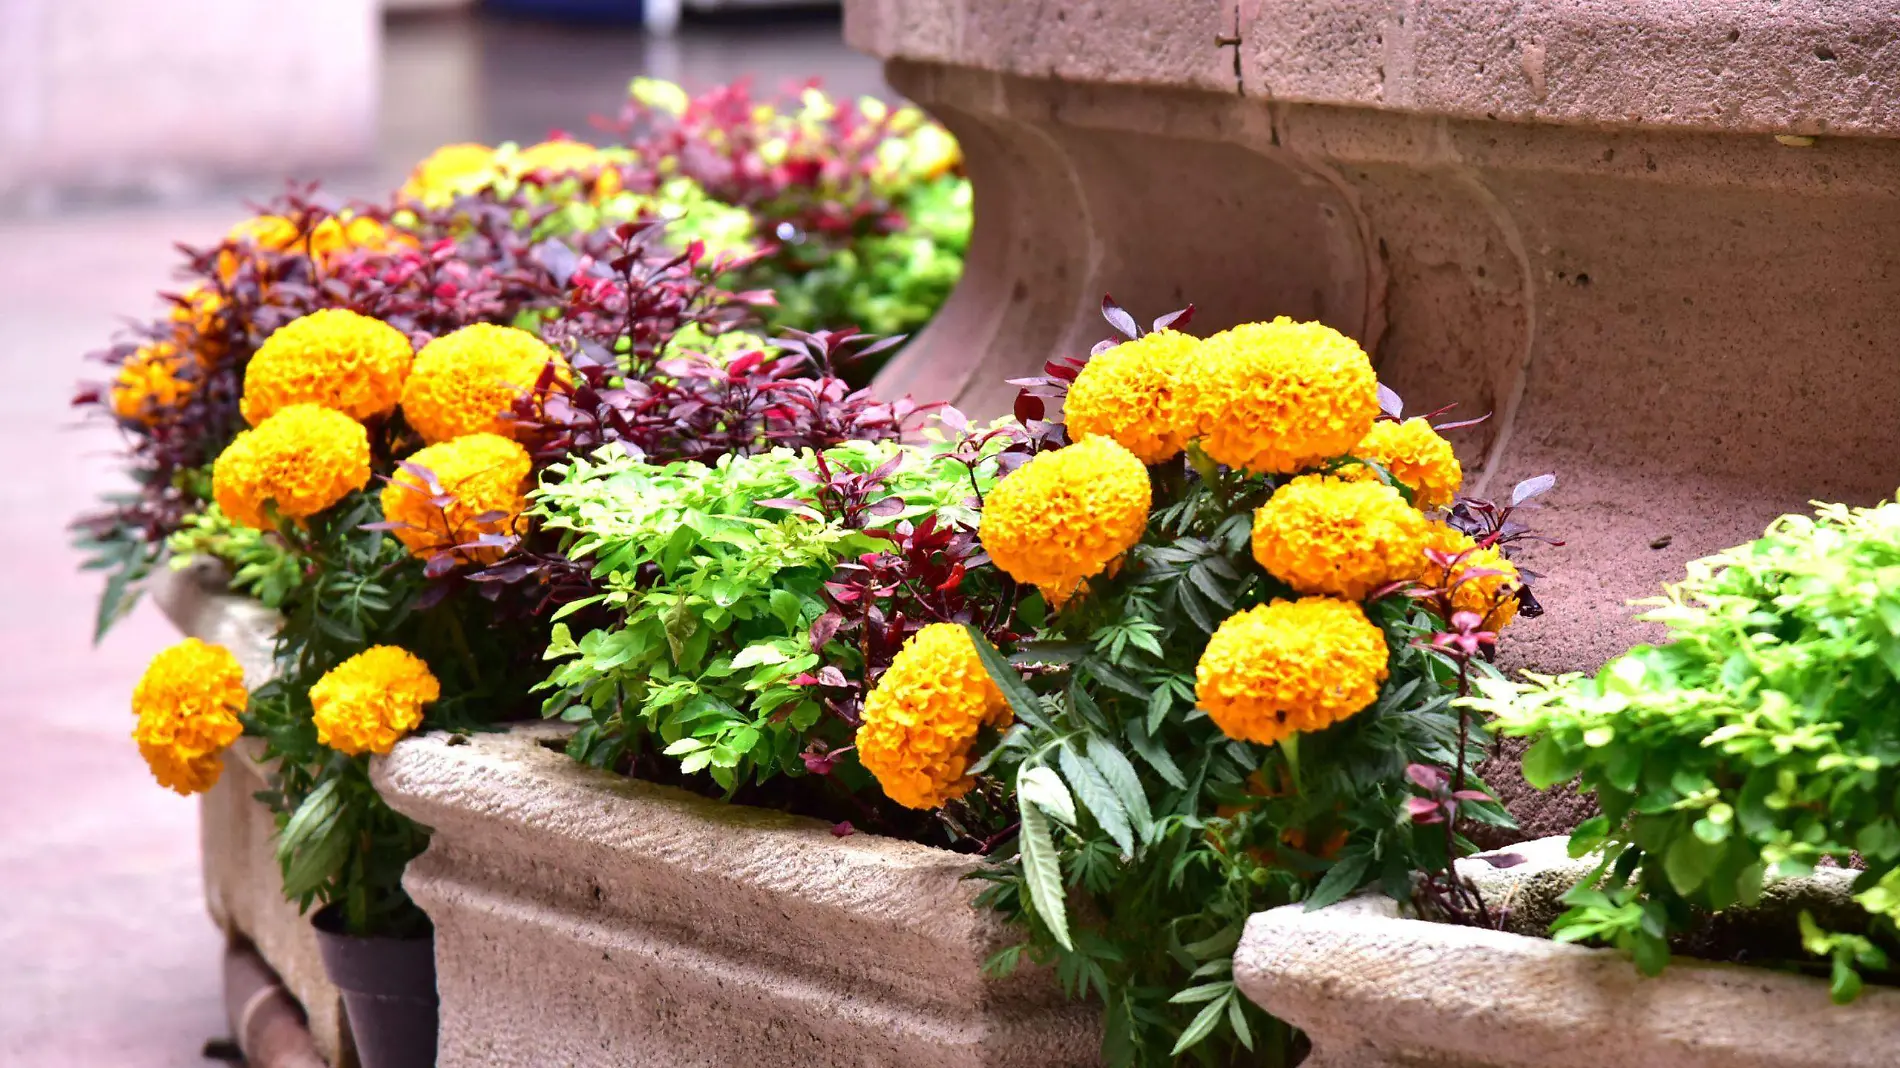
1420,525 -> 1522,628
1340,417 -> 1463,511
400,323 -> 566,444
111,341 -> 194,424
131,638 -> 247,795
1188,317 -> 1379,475
1064,329 -> 1201,464
1251,474 -> 1433,601
309,646 -> 440,756
856,623 -> 1012,810
978,436 -> 1150,597
1195,598 -> 1389,747
240,309 -> 414,425
213,404 -> 371,531
380,432 -> 533,564
218,213 -> 414,280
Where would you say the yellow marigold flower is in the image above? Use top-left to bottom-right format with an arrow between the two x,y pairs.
513,138 -> 604,175
213,404 -> 372,531
131,638 -> 247,795
1190,317 -> 1379,474
855,623 -> 1012,810
111,341 -> 194,423
401,142 -> 500,203
1420,525 -> 1522,628
1195,598 -> 1389,747
1064,330 -> 1200,464
400,323 -> 566,444
309,646 -> 440,756
241,309 -> 414,425
1340,417 -> 1463,511
1251,474 -> 1432,601
381,432 -> 533,564
979,435 -> 1151,596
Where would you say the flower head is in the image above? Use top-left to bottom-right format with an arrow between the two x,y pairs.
400,143 -> 500,204
856,623 -> 1012,809
111,341 -> 194,423
309,646 -> 440,755
400,323 -> 566,444
241,309 -> 414,425
1195,598 -> 1389,747
1340,418 -> 1463,511
1251,474 -> 1432,601
381,432 -> 533,564
170,283 -> 227,359
1421,525 -> 1522,628
1188,317 -> 1379,474
213,404 -> 372,530
131,638 -> 247,795
1064,330 -> 1200,464
979,435 -> 1150,597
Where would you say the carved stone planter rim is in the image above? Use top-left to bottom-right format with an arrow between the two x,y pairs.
1233,840 -> 1900,1068
370,724 -> 1099,1067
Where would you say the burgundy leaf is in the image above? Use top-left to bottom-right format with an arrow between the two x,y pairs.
1100,294 -> 1140,339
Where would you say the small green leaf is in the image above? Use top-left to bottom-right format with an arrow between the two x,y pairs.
1086,735 -> 1153,842
964,625 -> 1052,731
1018,794 -> 1072,951
1303,848 -> 1372,911
1169,991 -> 1231,1056
1059,742 -> 1134,856
1019,765 -> 1077,825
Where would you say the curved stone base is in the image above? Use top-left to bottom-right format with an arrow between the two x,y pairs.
851,0 -> 1900,675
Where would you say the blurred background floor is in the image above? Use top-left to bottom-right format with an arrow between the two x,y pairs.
0,7 -> 884,1066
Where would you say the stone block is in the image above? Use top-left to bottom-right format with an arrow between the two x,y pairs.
373,725 -> 1100,1068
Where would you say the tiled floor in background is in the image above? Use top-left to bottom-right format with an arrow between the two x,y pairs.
0,9 -> 883,1066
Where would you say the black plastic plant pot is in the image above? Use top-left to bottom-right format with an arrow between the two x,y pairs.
312,905 -> 439,1068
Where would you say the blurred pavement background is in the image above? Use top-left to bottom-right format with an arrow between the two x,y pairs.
0,6 -> 883,1066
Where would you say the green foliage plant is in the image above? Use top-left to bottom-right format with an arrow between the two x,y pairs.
532,438 -> 995,794
1471,498 -> 1900,1002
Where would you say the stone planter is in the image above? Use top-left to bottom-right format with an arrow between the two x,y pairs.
371,725 -> 1100,1068
1232,838 -> 1900,1068
151,566 -> 357,1067
844,0 -> 1900,676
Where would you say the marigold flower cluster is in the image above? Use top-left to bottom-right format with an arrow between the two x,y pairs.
1063,330 -> 1199,464
380,432 -> 533,564
1250,475 -> 1432,601
401,323 -> 565,444
241,309 -> 415,425
309,646 -> 441,756
131,639 -> 247,795
1340,417 -> 1463,511
856,623 -> 1012,809
213,404 -> 372,530
218,213 -> 411,281
1422,525 -> 1522,628
400,143 -> 501,204
979,435 -> 1151,597
1194,598 -> 1389,747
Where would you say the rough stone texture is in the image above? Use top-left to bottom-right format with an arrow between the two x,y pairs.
0,0 -> 379,202
150,567 -> 354,1067
198,745 -> 356,1068
844,0 -> 1900,695
1234,842 -> 1900,1068
373,726 -> 1100,1068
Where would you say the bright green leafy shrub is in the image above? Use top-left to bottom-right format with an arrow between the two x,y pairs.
1474,498 -> 1900,1000
533,440 -> 992,791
